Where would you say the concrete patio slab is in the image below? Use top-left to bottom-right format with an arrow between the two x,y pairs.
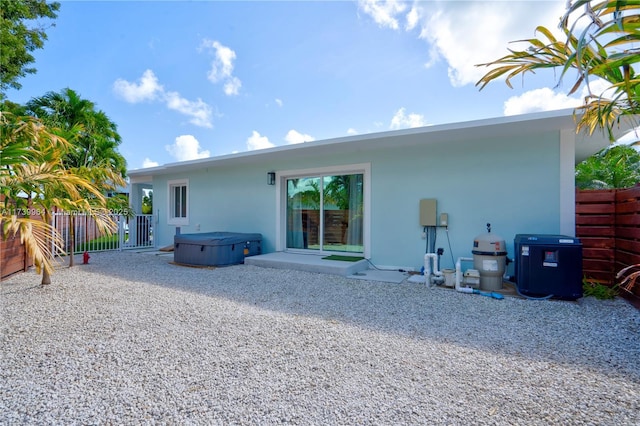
244,252 -> 369,277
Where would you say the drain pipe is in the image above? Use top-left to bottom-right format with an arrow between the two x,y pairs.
455,257 -> 474,294
424,253 -> 444,287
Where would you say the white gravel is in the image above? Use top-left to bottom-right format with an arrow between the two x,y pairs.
1,251 -> 639,425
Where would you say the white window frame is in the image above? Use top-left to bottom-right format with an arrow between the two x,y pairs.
167,179 -> 189,226
275,163 -> 371,258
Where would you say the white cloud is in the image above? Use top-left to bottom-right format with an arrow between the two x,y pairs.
202,39 -> 242,96
615,129 -> 640,150
580,77 -> 618,100
203,40 -> 235,81
164,91 -> 213,128
275,98 -> 283,107
390,107 -> 427,129
359,1 -> 564,87
504,88 -> 580,116
347,128 -> 358,135
358,0 -> 407,30
113,70 -> 214,128
113,69 -> 163,103
503,78 -> 615,115
285,129 -> 315,144
142,158 -> 159,168
616,128 -> 640,146
165,135 -> 210,162
246,131 -> 275,151
405,5 -> 420,31
419,2 -> 565,87
223,77 -> 242,96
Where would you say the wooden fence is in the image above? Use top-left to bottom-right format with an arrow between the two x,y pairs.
287,209 -> 362,248
576,185 -> 640,300
1,222 -> 35,279
0,196 -> 40,280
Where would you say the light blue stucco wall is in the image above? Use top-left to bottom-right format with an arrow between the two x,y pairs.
367,132 -> 560,271
152,164 -> 279,252
150,130 -> 564,273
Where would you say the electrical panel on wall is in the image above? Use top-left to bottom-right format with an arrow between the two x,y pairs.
419,199 -> 437,227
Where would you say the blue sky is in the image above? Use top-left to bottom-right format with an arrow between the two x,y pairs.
8,0 -> 615,170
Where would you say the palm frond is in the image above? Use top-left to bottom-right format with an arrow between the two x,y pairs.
477,1 -> 640,138
2,215 -> 65,275
616,264 -> 640,294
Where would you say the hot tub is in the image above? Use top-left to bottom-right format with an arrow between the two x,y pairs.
174,232 -> 262,266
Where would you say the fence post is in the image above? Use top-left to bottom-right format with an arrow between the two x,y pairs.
152,214 -> 156,249
50,212 -> 56,259
118,214 -> 124,252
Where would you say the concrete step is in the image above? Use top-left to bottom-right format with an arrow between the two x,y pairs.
244,252 -> 368,276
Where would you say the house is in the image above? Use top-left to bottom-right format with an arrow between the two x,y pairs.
127,109 -> 630,274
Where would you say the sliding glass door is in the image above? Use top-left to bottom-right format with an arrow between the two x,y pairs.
286,173 -> 363,253
287,177 -> 320,250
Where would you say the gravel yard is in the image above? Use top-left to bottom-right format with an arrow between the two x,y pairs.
1,251 -> 639,425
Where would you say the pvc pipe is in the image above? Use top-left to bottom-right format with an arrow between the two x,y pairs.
424,253 -> 443,287
424,253 -> 438,277
455,257 -> 474,294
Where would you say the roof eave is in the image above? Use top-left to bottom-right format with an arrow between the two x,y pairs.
128,109 -> 634,180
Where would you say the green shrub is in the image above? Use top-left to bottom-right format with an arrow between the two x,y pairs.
75,234 -> 119,252
583,278 -> 618,300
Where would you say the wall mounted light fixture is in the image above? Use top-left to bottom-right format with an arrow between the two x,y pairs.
267,171 -> 276,185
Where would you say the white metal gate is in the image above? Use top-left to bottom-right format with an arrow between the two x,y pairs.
53,213 -> 154,254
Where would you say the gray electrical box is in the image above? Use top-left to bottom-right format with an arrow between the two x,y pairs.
419,199 -> 437,226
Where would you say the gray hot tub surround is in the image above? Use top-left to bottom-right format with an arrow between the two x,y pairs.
174,232 -> 262,266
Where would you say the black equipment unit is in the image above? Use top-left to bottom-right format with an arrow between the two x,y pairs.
514,234 -> 583,300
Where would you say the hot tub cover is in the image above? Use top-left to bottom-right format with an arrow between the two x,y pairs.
174,232 -> 262,266
174,232 -> 262,246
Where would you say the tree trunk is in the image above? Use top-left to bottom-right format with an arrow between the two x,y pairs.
41,268 -> 52,285
69,215 -> 75,267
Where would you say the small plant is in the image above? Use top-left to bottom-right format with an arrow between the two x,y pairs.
583,278 -> 619,300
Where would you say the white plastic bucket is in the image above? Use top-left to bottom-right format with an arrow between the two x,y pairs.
442,269 -> 456,287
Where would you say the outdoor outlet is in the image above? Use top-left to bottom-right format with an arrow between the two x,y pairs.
440,213 -> 448,227
196,224 -> 201,231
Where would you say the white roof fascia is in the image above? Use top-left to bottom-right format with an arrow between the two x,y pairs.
127,109 -> 632,180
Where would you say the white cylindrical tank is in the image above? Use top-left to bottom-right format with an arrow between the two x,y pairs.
442,268 -> 456,287
472,224 -> 507,291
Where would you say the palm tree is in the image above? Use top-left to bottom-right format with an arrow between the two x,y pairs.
1,112 -> 65,276
476,1 -> 640,141
27,88 -> 126,172
26,88 -> 127,265
142,191 -> 153,214
1,111 -> 116,283
576,145 -> 640,189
